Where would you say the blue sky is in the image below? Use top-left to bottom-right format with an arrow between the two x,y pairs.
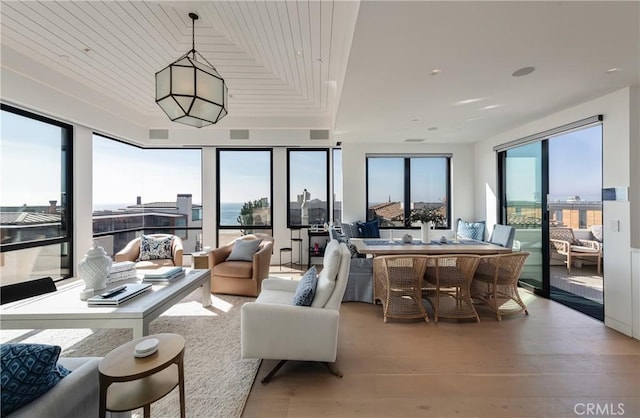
2,108 -> 602,209
367,157 -> 448,204
1,111 -> 63,206
506,124 -> 602,202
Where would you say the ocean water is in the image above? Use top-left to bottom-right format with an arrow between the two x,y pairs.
220,202 -> 243,225
93,202 -> 245,225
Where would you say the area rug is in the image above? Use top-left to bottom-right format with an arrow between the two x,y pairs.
0,292 -> 260,418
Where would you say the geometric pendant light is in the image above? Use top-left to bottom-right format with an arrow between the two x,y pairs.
155,13 -> 228,127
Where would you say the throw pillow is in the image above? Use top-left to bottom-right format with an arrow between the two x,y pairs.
357,219 -> 380,238
292,266 -> 318,306
457,219 -> 486,241
340,222 -> 361,239
139,235 -> 173,261
1,344 -> 71,416
227,239 -> 262,262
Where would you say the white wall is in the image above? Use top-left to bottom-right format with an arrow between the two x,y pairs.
341,142 -> 476,229
474,87 -> 639,339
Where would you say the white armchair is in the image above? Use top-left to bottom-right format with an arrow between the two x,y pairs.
241,240 -> 351,383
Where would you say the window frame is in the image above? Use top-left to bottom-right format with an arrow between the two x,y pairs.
91,133 -> 204,254
216,148 -> 274,238
0,104 -> 74,280
286,148 -> 330,228
365,155 -> 451,229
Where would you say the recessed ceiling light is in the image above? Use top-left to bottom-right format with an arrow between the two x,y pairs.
296,50 -> 302,56
457,98 -> 482,105
404,138 -> 425,143
606,67 -> 620,74
481,104 -> 500,110
82,47 -> 91,53
467,117 -> 482,122
427,126 -> 438,131
512,66 -> 535,77
411,118 -> 420,122
431,69 -> 441,76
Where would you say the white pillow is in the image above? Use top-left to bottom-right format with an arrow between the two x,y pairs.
227,239 -> 262,261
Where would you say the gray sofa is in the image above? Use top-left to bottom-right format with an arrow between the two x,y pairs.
8,357 -> 129,418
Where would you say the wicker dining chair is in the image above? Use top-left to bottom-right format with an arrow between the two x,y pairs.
374,255 -> 430,323
423,255 -> 481,322
471,252 -> 530,321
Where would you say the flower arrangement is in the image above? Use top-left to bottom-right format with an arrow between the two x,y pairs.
408,207 -> 446,226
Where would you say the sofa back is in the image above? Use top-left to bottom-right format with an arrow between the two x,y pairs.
323,242 -> 351,311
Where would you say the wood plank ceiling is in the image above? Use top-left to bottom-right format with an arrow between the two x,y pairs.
0,1 -> 356,128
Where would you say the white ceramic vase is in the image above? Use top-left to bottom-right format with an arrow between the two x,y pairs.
420,222 -> 434,243
78,240 -> 112,291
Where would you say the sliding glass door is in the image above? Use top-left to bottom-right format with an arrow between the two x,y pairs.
547,125 -> 603,320
498,120 -> 603,320
501,142 -> 544,292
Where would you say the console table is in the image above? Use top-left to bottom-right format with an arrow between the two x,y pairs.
0,269 -> 212,339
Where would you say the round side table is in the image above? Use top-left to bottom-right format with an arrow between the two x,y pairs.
98,333 -> 186,418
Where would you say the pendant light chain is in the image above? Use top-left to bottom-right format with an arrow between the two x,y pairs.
191,16 -> 196,59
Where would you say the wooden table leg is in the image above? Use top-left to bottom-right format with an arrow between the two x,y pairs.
144,404 -> 151,418
98,375 -> 108,418
178,352 -> 186,417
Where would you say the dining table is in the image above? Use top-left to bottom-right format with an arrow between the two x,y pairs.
351,237 -> 512,256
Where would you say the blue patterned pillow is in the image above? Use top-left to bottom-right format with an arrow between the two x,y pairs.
357,220 -> 380,238
1,344 -> 71,416
457,219 -> 486,241
139,235 -> 173,261
292,266 -> 318,306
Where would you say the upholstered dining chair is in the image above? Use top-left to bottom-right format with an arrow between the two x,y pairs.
423,255 -> 481,322
549,227 -> 601,274
489,224 -> 516,248
471,252 -> 530,321
115,234 -> 183,269
373,255 -> 429,323
456,218 -> 486,241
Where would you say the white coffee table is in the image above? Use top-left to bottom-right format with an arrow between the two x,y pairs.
0,269 -> 212,339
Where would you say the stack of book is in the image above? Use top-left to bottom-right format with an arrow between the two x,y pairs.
107,261 -> 137,284
142,266 -> 185,283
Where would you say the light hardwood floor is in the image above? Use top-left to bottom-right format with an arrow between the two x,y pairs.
242,287 -> 639,418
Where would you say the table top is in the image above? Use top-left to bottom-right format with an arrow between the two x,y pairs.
351,238 -> 512,256
99,333 -> 185,379
0,269 -> 210,321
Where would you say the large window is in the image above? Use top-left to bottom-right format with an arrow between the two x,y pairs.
287,149 -> 329,227
1,105 -> 73,284
217,149 -> 272,245
92,134 -> 202,255
366,155 -> 450,228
